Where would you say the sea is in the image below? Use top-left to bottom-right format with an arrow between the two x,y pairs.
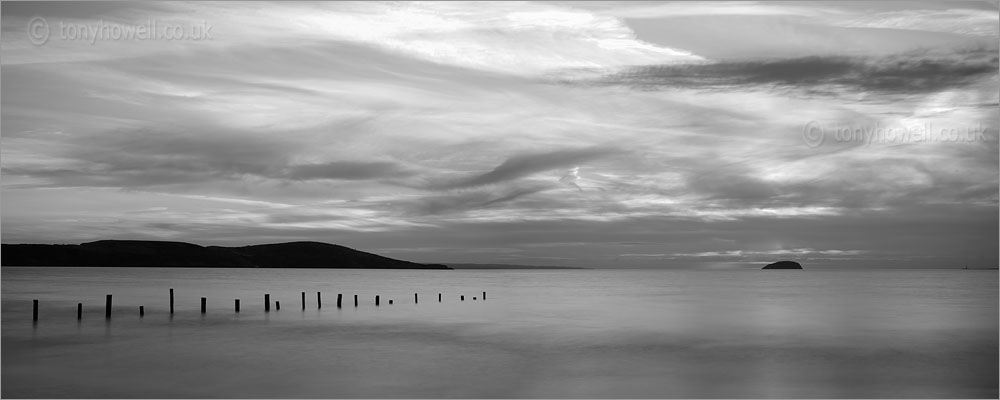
2,267 -> 997,398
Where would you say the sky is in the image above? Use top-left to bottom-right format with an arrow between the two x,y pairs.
1,1 -> 998,269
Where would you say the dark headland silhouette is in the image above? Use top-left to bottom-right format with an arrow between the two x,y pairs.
762,260 -> 803,269
0,240 -> 451,269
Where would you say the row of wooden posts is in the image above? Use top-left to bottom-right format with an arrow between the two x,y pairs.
31,289 -> 487,321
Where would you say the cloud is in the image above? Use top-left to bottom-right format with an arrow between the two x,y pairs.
2,126 -> 288,187
672,248 -> 865,258
401,184 -> 554,216
1,1 -> 703,72
684,168 -> 779,204
1,2 -> 996,268
834,8 -> 1000,37
433,147 -> 624,189
2,125 -> 418,188
559,167 -> 584,191
577,1 -> 827,19
284,161 -> 413,181
593,49 -> 999,93
1,1 -> 171,19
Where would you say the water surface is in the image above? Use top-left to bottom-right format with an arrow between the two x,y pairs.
2,268 -> 997,398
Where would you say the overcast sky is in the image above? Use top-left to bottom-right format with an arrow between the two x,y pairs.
2,1 -> 998,268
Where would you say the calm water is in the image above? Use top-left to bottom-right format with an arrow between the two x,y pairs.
2,267 -> 997,398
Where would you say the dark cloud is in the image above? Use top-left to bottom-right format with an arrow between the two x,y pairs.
432,147 -> 623,189
4,127 -> 619,192
3,128 -> 414,188
686,169 -> 779,203
403,184 -> 554,215
3,128 -> 287,188
284,161 -> 413,181
594,49 -> 999,93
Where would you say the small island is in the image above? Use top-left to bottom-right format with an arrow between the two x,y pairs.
762,260 -> 803,269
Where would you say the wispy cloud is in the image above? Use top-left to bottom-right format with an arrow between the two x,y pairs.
592,50 -> 999,94
430,147 -> 624,189
401,184 -> 554,216
284,161 -> 414,181
673,248 -> 866,258
1,1 -> 996,268
1,1 -> 703,71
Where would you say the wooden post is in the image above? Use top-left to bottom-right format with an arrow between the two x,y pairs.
235,299 -> 240,313
375,295 -> 380,306
354,295 -> 358,307
415,293 -> 418,304
439,293 -> 442,302
317,292 -> 322,309
169,288 -> 174,314
201,297 -> 207,314
265,294 -> 270,312
461,295 -> 464,301
33,300 -> 38,322
483,291 -> 486,300
337,294 -> 342,308
139,306 -> 145,317
301,292 -> 305,310
276,301 -> 281,311
105,294 -> 112,319
77,303 -> 82,320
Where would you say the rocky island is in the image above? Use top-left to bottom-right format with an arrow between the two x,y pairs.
762,260 -> 803,269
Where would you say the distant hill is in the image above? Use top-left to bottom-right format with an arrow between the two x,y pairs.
445,263 -> 585,270
1,240 -> 451,269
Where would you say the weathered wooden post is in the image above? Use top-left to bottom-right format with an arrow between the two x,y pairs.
415,293 -> 418,304
201,297 -> 207,314
33,300 -> 38,322
337,294 -> 342,308
375,295 -> 380,306
354,295 -> 358,307
317,292 -> 322,309
276,301 -> 281,310
265,294 -> 270,312
77,303 -> 82,320
235,299 -> 240,313
301,292 -> 306,310
105,294 -> 112,319
169,288 -> 174,314
139,306 -> 145,317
